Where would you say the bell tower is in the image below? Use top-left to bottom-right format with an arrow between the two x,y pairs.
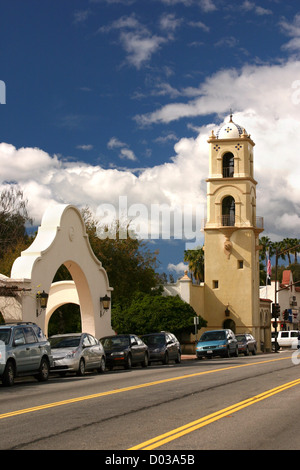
204,115 -> 263,339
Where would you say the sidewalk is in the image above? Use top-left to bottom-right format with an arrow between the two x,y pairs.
182,354 -> 197,360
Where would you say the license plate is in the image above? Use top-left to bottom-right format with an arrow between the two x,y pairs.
206,350 -> 213,354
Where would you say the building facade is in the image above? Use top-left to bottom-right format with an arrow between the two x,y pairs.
164,116 -> 271,352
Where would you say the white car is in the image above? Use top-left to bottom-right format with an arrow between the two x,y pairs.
50,333 -> 106,376
272,330 -> 300,349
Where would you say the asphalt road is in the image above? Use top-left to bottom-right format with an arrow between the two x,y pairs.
1,350 -> 300,453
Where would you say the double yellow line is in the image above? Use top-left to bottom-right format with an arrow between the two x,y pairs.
0,356 -> 292,423
129,377 -> 300,450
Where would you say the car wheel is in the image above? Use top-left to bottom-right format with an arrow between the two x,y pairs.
2,360 -> 15,387
125,354 -> 132,369
141,353 -> 149,368
162,352 -> 169,365
98,357 -> 106,373
77,358 -> 86,376
175,351 -> 181,364
36,358 -> 50,382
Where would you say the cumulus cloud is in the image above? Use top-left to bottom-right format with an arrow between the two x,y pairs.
99,13 -> 169,69
168,262 -> 188,273
1,59 -> 300,244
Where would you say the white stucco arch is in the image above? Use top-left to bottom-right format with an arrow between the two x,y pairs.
8,204 -> 114,338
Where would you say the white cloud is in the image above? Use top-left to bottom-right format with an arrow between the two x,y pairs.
1,60 -> 300,245
76,144 -> 94,150
168,262 -> 188,273
107,137 -> 137,160
99,14 -> 169,69
242,1 -> 272,16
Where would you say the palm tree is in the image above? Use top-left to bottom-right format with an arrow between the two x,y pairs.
184,246 -> 205,284
282,238 -> 294,264
290,238 -> 300,264
259,236 -> 275,262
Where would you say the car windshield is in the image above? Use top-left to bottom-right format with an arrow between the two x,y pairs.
101,337 -> 129,349
0,329 -> 11,345
49,336 -> 81,348
200,331 -> 226,341
235,335 -> 246,341
142,335 -> 165,346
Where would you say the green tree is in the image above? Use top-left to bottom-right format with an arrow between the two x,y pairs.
111,291 -> 207,339
82,208 -> 160,306
0,186 -> 33,276
184,246 -> 205,284
0,185 -> 32,257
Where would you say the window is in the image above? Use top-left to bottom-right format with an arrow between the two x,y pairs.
88,334 -> 97,345
223,152 -> 234,177
222,196 -> 235,226
213,280 -> 219,289
23,327 -> 37,344
82,335 -> 91,347
238,260 -> 243,269
13,328 -> 26,345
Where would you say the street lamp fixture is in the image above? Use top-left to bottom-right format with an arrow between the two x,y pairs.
100,294 -> 110,313
36,290 -> 49,316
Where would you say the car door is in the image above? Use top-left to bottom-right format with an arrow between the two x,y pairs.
82,334 -> 93,369
12,327 -> 31,372
23,326 -> 41,370
88,334 -> 102,368
166,334 -> 176,360
130,335 -> 143,364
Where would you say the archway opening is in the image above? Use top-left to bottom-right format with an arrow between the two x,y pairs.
48,303 -> 81,336
223,152 -> 234,178
223,318 -> 236,333
48,264 -> 82,336
222,196 -> 235,226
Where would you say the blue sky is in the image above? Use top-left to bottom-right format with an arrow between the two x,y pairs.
1,0 -> 300,277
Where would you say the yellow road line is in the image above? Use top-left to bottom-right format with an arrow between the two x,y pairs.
129,377 -> 300,450
0,356 -> 291,421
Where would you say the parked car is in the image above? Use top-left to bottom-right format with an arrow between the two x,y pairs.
235,333 -> 257,355
140,332 -> 181,365
196,329 -> 238,359
49,333 -> 106,376
0,322 -> 52,387
271,330 -> 300,350
100,334 -> 149,370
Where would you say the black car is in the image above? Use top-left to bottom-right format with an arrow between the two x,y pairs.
140,332 -> 181,365
100,334 -> 149,370
235,333 -> 257,355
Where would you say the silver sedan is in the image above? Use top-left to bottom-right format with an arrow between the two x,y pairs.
49,333 -> 106,376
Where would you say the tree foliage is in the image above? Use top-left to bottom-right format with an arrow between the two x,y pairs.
184,246 -> 205,283
259,236 -> 300,285
0,186 -> 32,253
111,291 -> 207,339
0,186 -> 33,276
82,208 -> 160,306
